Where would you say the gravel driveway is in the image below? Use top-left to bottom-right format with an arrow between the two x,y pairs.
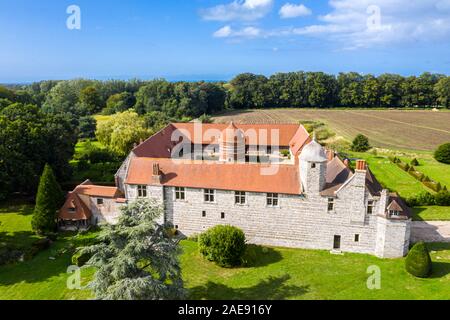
411,221 -> 450,243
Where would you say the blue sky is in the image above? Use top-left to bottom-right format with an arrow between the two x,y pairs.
1,0 -> 450,82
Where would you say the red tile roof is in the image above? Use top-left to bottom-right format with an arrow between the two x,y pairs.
132,123 -> 310,158
126,158 -> 302,195
59,192 -> 92,221
74,180 -> 123,198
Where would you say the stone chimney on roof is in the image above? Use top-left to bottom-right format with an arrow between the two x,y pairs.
326,150 -> 335,162
152,163 -> 163,185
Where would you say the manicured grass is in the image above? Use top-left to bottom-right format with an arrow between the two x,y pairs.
412,206 -> 450,221
349,152 -> 430,198
398,155 -> 450,190
1,238 -> 449,300
0,204 -> 97,300
181,241 -> 450,300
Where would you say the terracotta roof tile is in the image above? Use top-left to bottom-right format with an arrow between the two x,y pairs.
126,158 -> 302,195
74,185 -> 123,198
59,193 -> 92,221
132,123 -> 310,158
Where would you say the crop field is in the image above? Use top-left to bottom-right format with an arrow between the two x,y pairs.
213,109 -> 450,151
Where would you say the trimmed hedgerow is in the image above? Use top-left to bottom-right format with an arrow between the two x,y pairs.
405,242 -> 432,278
199,225 -> 246,268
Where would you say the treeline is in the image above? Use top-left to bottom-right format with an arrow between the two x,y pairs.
0,71 -> 449,200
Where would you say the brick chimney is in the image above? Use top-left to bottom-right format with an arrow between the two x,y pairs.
152,163 -> 162,184
326,150 -> 335,162
356,160 -> 367,171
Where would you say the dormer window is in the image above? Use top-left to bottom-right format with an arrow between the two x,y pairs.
389,210 -> 401,217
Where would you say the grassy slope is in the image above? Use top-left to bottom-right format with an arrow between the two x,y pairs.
349,152 -> 429,198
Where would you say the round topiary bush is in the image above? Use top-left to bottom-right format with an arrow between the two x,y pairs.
405,242 -> 432,278
199,225 -> 246,268
434,143 -> 450,164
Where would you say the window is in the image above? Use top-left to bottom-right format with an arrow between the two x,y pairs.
221,212 -> 225,219
328,198 -> 335,212
97,198 -> 104,205
175,187 -> 185,201
367,200 -> 375,215
267,193 -> 279,207
68,208 -> 76,214
389,210 -> 400,217
235,191 -> 246,205
204,189 -> 215,203
202,211 -> 206,217
137,185 -> 147,198
311,163 -> 316,169
355,234 -> 360,242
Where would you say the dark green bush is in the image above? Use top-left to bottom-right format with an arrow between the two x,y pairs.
199,225 -> 246,268
71,249 -> 93,267
411,158 -> 420,166
405,242 -> 432,278
351,134 -> 371,152
406,192 -> 436,207
435,191 -> 450,206
434,143 -> 450,164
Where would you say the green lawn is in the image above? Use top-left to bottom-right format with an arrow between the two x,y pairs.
412,206 -> 450,221
398,155 -> 450,190
350,152 -> 431,198
1,190 -> 449,300
183,241 -> 450,300
0,204 -> 96,300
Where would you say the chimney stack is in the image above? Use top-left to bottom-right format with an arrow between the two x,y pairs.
343,159 -> 350,168
152,163 -> 162,184
326,150 -> 335,162
356,160 -> 367,171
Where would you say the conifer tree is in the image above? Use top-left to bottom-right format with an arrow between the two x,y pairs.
31,164 -> 64,234
82,199 -> 185,300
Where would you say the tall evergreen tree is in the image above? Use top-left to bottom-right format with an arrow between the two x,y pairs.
31,164 -> 64,234
82,199 -> 185,300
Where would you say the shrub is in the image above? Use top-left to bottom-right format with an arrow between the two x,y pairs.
406,192 -> 436,207
435,191 -> 450,206
71,249 -> 93,267
199,225 -> 246,268
405,242 -> 432,278
434,143 -> 450,164
411,158 -> 420,166
351,134 -> 371,152
280,150 -> 291,158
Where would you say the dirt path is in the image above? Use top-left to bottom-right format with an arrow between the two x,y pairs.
411,221 -> 450,243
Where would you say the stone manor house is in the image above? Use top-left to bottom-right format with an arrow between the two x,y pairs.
58,122 -> 411,258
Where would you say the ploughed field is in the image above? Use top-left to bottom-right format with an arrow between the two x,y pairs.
213,109 -> 450,151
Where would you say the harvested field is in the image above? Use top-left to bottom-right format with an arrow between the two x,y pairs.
213,109 -> 450,151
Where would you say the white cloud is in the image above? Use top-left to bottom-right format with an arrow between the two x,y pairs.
200,0 -> 274,21
279,3 -> 312,19
208,0 -> 450,49
213,25 -> 262,38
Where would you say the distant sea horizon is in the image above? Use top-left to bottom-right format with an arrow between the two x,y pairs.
0,74 -> 234,86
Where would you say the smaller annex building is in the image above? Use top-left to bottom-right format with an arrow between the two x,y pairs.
58,180 -> 126,230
